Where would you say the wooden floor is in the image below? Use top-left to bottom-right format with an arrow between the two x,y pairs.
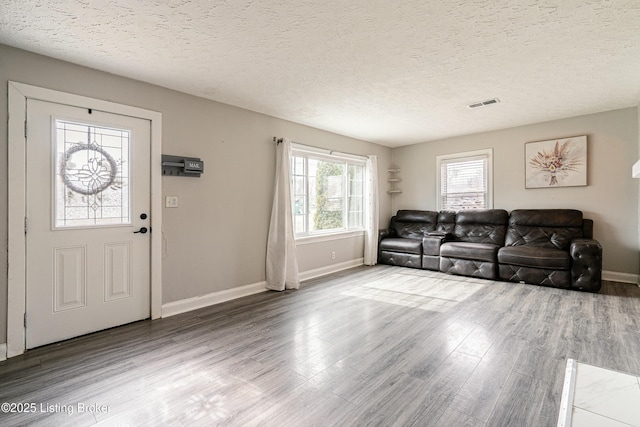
2,265 -> 640,427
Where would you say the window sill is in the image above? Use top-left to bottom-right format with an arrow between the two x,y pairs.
295,230 -> 365,245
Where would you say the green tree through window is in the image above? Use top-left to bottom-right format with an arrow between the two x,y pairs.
314,161 -> 344,230
291,146 -> 365,236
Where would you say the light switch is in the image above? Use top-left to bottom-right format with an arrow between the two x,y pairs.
165,196 -> 179,208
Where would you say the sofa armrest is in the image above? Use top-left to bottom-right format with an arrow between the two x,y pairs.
423,235 -> 447,256
427,231 -> 453,240
378,229 -> 395,245
570,238 -> 602,292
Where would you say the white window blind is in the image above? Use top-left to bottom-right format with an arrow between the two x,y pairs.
437,149 -> 492,210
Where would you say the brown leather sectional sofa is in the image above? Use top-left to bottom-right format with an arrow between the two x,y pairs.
378,209 -> 603,292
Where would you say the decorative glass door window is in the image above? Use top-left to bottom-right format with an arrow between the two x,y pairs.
54,120 -> 130,228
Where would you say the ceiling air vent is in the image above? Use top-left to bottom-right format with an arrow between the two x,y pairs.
467,98 -> 500,109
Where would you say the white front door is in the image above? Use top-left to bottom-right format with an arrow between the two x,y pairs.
25,99 -> 151,349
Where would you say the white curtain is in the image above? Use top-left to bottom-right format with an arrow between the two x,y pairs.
364,154 -> 379,265
266,138 -> 300,291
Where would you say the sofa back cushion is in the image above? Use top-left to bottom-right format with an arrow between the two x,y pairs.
436,211 -> 456,234
391,210 -> 438,239
505,209 -> 584,250
453,209 -> 509,245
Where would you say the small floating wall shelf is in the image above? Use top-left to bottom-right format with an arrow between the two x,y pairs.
387,168 -> 402,194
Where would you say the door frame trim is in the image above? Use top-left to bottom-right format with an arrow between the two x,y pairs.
7,82 -> 163,358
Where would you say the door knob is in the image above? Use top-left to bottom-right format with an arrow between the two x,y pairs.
134,227 -> 148,234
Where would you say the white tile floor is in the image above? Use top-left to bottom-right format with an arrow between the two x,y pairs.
558,359 -> 640,427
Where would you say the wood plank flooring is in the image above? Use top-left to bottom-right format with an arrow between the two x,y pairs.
1,265 -> 640,426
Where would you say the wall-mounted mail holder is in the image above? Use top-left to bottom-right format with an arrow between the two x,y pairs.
162,155 -> 205,177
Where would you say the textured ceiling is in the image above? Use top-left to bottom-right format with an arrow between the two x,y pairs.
1,0 -> 640,147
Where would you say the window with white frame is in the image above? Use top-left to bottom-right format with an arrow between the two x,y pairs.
436,149 -> 493,210
291,146 -> 365,237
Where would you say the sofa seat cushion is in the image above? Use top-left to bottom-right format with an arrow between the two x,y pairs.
498,246 -> 570,270
380,238 -> 422,255
440,242 -> 500,263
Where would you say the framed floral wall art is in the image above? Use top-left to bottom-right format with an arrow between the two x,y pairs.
525,135 -> 587,188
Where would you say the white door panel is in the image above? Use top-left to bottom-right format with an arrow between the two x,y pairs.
26,99 -> 151,349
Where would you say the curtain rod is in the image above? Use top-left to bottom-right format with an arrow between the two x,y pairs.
273,137 -> 368,160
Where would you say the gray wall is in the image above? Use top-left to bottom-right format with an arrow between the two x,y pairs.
0,44 -> 392,343
391,108 -> 639,275
2,42 -> 638,347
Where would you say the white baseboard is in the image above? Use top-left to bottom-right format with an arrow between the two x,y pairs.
300,258 -> 364,282
602,270 -> 639,285
161,258 -> 365,318
161,281 -> 268,318
0,343 -> 7,362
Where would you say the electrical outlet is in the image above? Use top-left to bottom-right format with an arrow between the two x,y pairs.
165,196 -> 179,208
331,251 -> 336,260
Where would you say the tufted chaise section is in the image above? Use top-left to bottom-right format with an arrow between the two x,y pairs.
497,210 -> 602,292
